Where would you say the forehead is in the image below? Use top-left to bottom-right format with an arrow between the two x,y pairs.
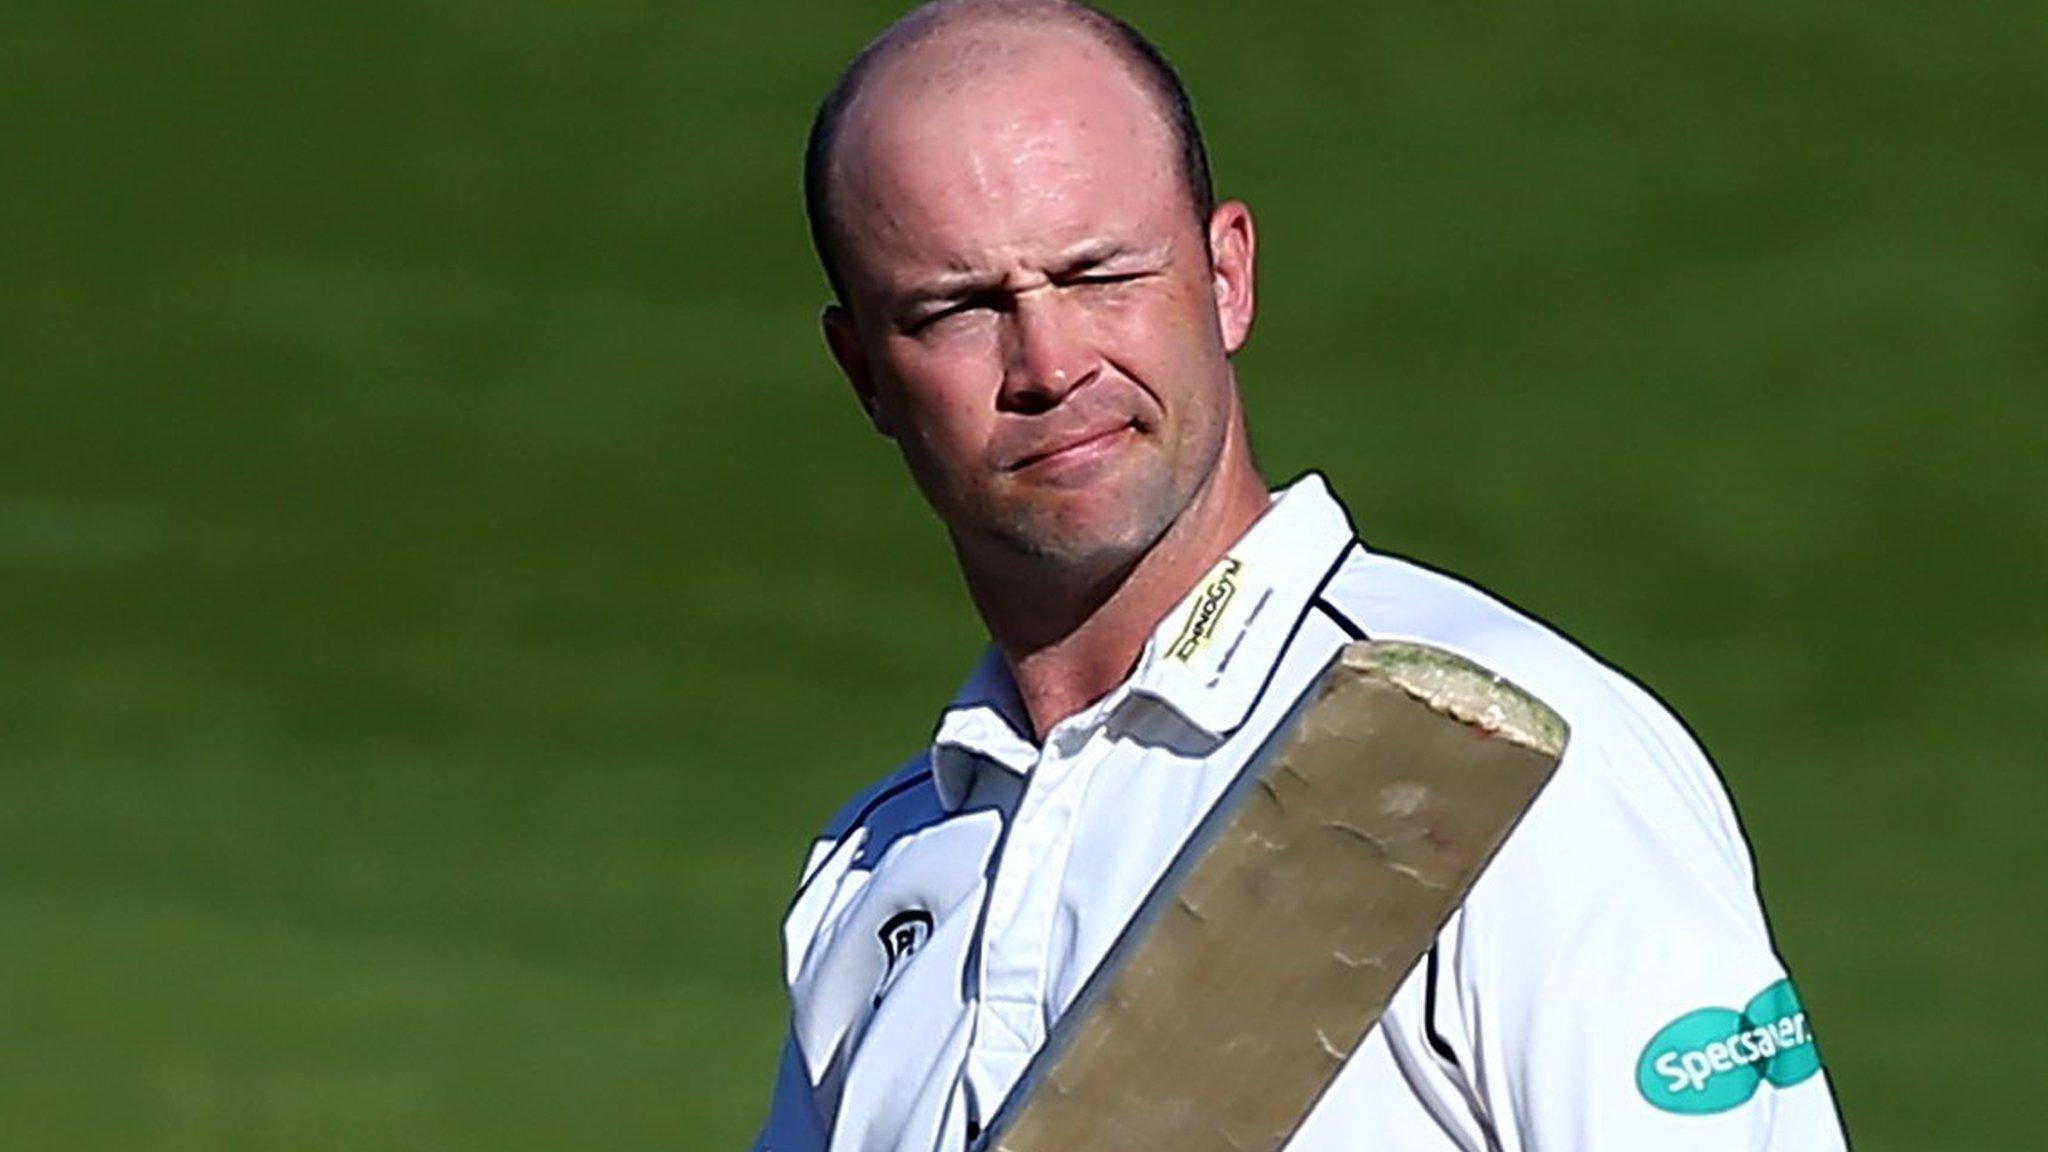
830,24 -> 1188,284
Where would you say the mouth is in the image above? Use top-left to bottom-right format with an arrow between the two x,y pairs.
1007,421 -> 1139,473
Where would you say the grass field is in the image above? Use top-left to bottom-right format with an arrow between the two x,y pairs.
3,1 -> 2043,1147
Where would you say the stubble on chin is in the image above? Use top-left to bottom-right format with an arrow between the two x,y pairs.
974,459 -> 1188,576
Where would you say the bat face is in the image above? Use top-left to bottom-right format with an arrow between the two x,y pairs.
977,641 -> 1567,1152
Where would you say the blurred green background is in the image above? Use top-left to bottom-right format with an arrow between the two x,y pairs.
4,0 -> 2043,1147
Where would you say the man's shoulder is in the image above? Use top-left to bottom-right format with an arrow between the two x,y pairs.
1322,547 -> 1628,714
776,755 -> 948,984
1321,546 -> 1754,874
799,755 -> 945,880
1324,548 -> 1705,762
1318,553 -> 1842,1150
1329,548 -> 1795,993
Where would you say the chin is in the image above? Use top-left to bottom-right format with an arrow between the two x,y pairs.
995,493 -> 1178,573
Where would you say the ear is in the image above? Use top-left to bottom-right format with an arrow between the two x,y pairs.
1206,201 -> 1257,355
823,303 -> 894,437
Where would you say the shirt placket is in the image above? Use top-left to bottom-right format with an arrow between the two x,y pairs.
964,714 -> 1109,1119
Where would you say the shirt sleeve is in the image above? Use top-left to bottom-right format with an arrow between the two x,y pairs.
1446,732 -> 1850,1151
753,1031 -> 829,1152
751,817 -> 847,1152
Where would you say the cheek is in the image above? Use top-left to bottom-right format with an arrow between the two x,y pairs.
1115,267 -> 1218,344
1111,293 -> 1223,397
879,347 -> 1001,466
1121,310 -> 1236,465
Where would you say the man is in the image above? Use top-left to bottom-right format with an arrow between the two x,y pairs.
755,2 -> 1849,1148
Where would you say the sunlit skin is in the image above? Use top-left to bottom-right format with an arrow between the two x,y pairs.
821,16 -> 1270,735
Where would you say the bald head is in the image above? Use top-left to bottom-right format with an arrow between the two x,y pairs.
804,0 -> 1214,307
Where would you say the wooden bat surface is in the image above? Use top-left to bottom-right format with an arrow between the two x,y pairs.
978,640 -> 1567,1152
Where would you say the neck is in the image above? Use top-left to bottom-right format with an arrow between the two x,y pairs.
960,426 -> 1270,741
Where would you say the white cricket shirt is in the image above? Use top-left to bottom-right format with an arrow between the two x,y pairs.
754,474 -> 1848,1151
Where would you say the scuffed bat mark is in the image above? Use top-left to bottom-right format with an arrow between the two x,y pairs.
1243,828 -> 1285,854
1331,948 -> 1386,970
1314,1027 -> 1347,1062
1175,894 -> 1207,923
1387,859 -> 1450,890
1378,781 -> 1429,817
1320,819 -> 1391,858
1254,774 -> 1285,809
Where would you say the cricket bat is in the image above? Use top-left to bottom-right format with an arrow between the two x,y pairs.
973,640 -> 1567,1152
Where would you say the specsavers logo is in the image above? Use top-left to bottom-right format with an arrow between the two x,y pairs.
1636,979 -> 1823,1114
1168,557 -> 1243,663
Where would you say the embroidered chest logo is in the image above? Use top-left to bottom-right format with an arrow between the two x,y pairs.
1169,556 -> 1244,663
873,909 -> 933,1007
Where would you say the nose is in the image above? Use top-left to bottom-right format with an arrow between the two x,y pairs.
999,291 -> 1094,413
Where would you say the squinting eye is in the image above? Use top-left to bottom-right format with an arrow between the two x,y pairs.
1072,272 -> 1144,289
904,304 -> 961,334
912,291 -> 1008,334
913,302 -> 980,333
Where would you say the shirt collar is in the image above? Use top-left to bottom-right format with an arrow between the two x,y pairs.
929,472 -> 1357,810
930,646 -> 1040,808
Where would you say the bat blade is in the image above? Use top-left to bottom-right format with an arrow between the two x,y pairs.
978,640 -> 1567,1152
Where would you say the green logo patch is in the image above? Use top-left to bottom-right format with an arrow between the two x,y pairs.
1636,979 -> 1822,1115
